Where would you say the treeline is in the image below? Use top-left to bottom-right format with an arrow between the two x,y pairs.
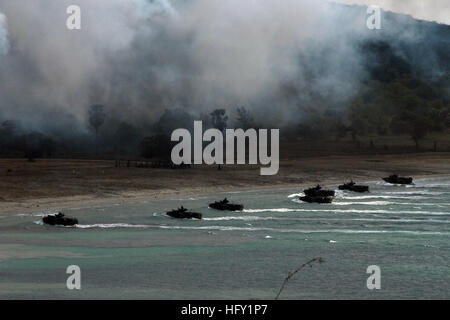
0,121 -> 56,160
0,107 -> 250,160
1,77 -> 448,160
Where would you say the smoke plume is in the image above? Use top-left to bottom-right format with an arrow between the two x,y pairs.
0,0 -> 447,135
0,11 -> 8,56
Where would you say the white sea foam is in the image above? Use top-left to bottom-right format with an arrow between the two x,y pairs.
76,223 -> 153,229
331,201 -> 450,206
288,193 -> 304,198
342,195 -> 431,200
422,183 -> 450,188
244,208 -> 299,213
375,181 -> 417,187
332,201 -> 397,206
17,213 -> 49,217
205,216 -> 450,224
152,212 -> 171,218
243,208 -> 450,215
33,220 -> 154,229
385,191 -> 445,196
33,216 -> 449,231
204,216 -> 273,221
157,225 -> 449,236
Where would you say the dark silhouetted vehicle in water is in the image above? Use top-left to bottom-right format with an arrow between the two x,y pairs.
301,185 -> 335,203
338,181 -> 369,193
382,174 -> 414,185
42,212 -> 78,226
304,185 -> 335,197
209,198 -> 244,211
166,206 -> 202,220
299,195 -> 334,204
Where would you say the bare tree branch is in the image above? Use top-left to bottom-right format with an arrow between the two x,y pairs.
275,257 -> 324,300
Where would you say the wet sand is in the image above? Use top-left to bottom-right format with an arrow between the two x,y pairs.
1,152 -> 450,214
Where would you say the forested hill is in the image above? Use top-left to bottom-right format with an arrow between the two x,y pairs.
292,4 -> 450,147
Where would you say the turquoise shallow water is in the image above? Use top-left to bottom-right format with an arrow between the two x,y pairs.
0,177 -> 449,299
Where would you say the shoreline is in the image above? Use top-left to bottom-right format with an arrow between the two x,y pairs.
1,174 -> 450,216
1,153 -> 450,214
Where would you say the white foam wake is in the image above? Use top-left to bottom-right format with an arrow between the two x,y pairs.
204,216 -> 273,221
158,225 -> 449,236
204,216 -> 450,224
17,213 -> 48,217
243,208 -> 450,215
34,221 -> 154,229
342,195 -> 432,200
288,193 -> 304,198
76,223 -> 153,229
385,191 -> 445,196
331,201 -> 450,206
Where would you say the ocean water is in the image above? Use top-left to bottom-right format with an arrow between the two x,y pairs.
0,177 -> 449,299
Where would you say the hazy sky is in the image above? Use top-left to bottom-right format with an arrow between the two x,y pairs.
335,0 -> 450,25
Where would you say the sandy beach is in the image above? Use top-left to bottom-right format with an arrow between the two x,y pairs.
1,152 -> 450,214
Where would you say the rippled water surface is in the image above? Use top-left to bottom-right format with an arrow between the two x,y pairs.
0,178 -> 449,299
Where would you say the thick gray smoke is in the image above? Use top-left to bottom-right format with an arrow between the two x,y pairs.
0,11 -> 8,56
0,0 -> 444,135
